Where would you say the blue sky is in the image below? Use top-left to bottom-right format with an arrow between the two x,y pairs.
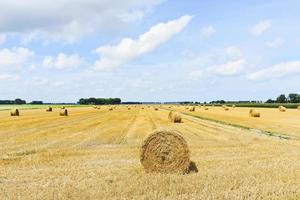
0,0 -> 300,102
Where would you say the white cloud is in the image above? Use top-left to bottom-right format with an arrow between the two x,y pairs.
247,61 -> 300,81
225,46 -> 243,59
189,70 -> 203,79
0,34 -> 6,45
200,26 -> 215,37
208,59 -> 246,76
43,53 -> 83,70
265,37 -> 284,48
251,20 -> 272,36
0,47 -> 34,68
0,73 -> 19,81
94,15 -> 192,70
0,0 -> 163,43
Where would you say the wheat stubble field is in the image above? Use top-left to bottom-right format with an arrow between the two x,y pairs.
0,106 -> 300,199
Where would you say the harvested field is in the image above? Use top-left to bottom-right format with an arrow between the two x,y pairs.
172,106 -> 300,138
0,106 -> 300,199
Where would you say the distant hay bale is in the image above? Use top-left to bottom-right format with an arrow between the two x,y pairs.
141,107 -> 144,109
93,106 -> 97,109
109,107 -> 113,111
204,107 -> 209,110
61,106 -> 65,109
154,108 -> 159,111
128,107 -> 131,110
185,107 -> 189,110
169,112 -> 182,123
46,107 -> 52,112
249,109 -> 260,117
232,105 -> 236,108
279,106 -> 286,112
189,107 -> 195,112
140,129 -> 190,174
224,106 -> 229,111
59,109 -> 68,116
10,109 -> 19,116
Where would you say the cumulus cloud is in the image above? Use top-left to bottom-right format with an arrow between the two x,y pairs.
208,59 -> 246,76
225,46 -> 243,59
0,73 -> 19,81
247,61 -> 300,81
200,25 -> 215,37
0,0 -> 163,43
0,47 -> 34,68
43,53 -> 83,70
189,70 -> 203,79
94,15 -> 192,70
265,37 -> 284,48
0,34 -> 5,45
251,20 -> 272,36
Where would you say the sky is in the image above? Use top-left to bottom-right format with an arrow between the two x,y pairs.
0,0 -> 300,103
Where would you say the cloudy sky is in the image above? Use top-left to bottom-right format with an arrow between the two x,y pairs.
0,0 -> 300,103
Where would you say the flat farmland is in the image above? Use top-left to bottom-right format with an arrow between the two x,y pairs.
173,106 -> 300,138
1,106 -> 300,199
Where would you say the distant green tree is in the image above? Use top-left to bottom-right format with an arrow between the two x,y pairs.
266,99 -> 275,103
276,94 -> 287,103
288,93 -> 300,103
14,98 -> 26,104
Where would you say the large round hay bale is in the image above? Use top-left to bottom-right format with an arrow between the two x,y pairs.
59,109 -> 68,116
10,109 -> 19,116
46,107 -> 52,112
170,112 -> 182,123
249,109 -> 260,117
279,106 -> 286,112
140,129 -> 190,174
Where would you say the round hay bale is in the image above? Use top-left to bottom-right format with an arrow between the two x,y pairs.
59,109 -> 68,116
279,106 -> 286,112
46,107 -> 52,112
154,108 -> 159,111
61,106 -> 65,109
224,107 -> 229,111
232,105 -> 236,108
109,107 -> 113,111
140,129 -> 190,174
249,109 -> 260,117
128,107 -> 131,110
204,107 -> 209,110
10,109 -> 19,116
170,112 -> 182,123
189,107 -> 195,112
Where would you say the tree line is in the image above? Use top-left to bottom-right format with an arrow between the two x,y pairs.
78,98 -> 121,105
266,93 -> 300,103
0,98 -> 27,104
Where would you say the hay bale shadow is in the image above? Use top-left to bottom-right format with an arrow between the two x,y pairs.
188,161 -> 198,173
